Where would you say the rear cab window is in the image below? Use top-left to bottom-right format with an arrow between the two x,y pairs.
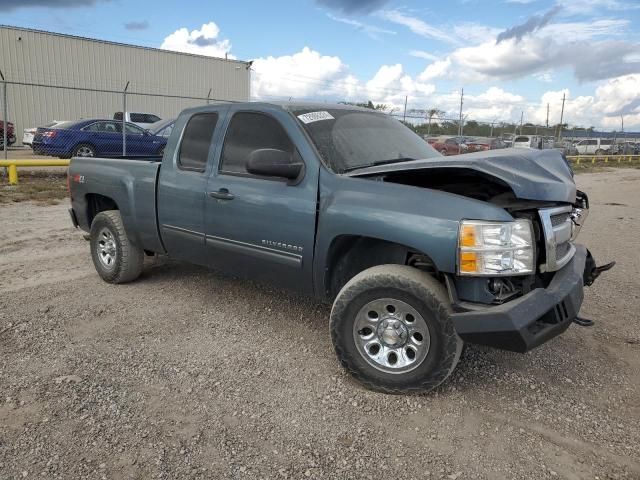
178,113 -> 219,172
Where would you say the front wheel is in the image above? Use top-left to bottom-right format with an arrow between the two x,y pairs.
330,265 -> 463,394
90,210 -> 143,283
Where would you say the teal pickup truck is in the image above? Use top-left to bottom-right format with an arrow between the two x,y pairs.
67,102 -> 612,393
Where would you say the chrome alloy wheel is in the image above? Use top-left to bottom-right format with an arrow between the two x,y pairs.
97,227 -> 117,269
76,146 -> 94,157
353,298 -> 431,374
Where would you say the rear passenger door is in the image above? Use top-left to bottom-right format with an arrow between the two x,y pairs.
157,107 -> 228,266
204,108 -> 318,294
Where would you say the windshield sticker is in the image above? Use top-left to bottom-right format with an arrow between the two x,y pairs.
297,111 -> 335,124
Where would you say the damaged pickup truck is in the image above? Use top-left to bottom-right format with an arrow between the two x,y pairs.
67,102 -> 613,393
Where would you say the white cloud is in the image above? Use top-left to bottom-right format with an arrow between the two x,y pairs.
326,13 -> 396,38
160,22 -> 233,59
555,0 -> 640,16
409,50 -> 438,61
250,48 -> 436,110
408,19 -> 640,83
251,47 -> 348,99
418,59 -> 452,82
378,10 -> 458,45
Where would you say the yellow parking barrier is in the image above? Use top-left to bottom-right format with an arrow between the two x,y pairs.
0,159 -> 70,185
566,154 -> 640,165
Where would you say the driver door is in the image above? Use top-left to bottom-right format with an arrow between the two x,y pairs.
204,109 -> 318,294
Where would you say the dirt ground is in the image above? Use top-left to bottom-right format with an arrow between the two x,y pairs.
1,169 -> 639,480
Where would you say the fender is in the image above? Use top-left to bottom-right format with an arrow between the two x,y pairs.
313,168 -> 513,298
68,158 -> 163,253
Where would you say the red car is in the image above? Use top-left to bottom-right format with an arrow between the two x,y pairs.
0,120 -> 16,149
427,136 -> 469,156
466,137 -> 507,152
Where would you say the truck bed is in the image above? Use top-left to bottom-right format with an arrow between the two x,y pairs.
68,156 -> 164,254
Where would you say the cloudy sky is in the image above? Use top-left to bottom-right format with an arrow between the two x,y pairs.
1,0 -> 640,129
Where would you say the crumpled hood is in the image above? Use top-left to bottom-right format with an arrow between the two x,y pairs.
346,148 -> 577,203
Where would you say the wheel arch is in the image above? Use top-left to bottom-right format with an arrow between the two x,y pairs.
322,235 -> 440,302
86,193 -> 119,227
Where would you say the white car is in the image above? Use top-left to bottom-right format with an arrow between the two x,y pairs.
113,112 -> 161,129
513,135 -> 543,149
574,138 -> 615,155
23,120 -> 66,147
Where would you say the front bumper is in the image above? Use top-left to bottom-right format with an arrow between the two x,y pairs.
450,244 -> 588,353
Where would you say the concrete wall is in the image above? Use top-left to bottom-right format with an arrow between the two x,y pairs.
0,26 -> 250,144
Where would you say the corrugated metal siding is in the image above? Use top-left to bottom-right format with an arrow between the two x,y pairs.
0,26 -> 250,144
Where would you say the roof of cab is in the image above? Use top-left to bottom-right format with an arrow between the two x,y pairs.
181,101 -> 374,115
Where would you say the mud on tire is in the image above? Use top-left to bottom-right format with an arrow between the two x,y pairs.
330,265 -> 463,394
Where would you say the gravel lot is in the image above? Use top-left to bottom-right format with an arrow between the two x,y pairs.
1,168 -> 639,480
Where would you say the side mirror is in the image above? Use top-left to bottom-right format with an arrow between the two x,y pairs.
247,148 -> 302,180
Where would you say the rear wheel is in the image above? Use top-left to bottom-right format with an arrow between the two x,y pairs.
330,265 -> 463,394
73,143 -> 95,158
90,210 -> 143,284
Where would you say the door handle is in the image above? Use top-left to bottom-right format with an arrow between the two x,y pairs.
208,188 -> 235,200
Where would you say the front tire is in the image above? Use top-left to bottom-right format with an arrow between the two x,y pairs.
330,265 -> 463,394
90,210 -> 143,284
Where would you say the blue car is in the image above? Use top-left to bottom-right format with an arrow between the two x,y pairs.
32,119 -> 168,158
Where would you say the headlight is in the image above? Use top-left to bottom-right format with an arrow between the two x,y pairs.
458,219 -> 534,276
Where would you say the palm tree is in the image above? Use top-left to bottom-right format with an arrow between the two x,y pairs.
426,108 -> 445,135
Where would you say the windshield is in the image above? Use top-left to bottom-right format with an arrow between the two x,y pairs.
293,108 -> 440,173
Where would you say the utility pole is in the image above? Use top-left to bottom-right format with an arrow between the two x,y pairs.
458,88 -> 464,154
519,111 -> 524,135
546,103 -> 550,130
1,69 -> 7,164
558,92 -> 566,141
122,81 -> 129,156
402,95 -> 407,123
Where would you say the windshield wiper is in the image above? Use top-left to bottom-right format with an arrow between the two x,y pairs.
342,157 -> 417,173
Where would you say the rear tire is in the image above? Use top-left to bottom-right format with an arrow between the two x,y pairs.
73,143 -> 95,158
90,210 -> 143,284
330,265 -> 463,394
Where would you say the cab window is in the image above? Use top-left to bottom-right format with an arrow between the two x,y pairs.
178,113 -> 219,172
219,112 -> 296,176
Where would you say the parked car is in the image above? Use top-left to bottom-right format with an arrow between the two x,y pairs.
466,137 -> 506,152
427,136 -> 469,155
32,119 -> 167,158
502,133 -> 515,147
23,120 -> 67,147
574,138 -> 615,155
617,141 -> 639,155
114,112 -> 161,129
0,120 -> 16,150
513,135 -> 544,149
68,102 -> 612,393
147,118 -> 175,138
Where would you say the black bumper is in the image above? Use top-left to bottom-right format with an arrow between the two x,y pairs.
450,245 -> 588,353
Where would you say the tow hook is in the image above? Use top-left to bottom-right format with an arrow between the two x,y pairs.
574,250 -> 616,327
583,249 -> 615,287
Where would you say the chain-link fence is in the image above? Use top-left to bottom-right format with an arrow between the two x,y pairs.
0,25 -> 251,161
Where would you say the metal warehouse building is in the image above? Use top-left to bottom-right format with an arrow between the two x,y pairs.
0,25 -> 251,145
